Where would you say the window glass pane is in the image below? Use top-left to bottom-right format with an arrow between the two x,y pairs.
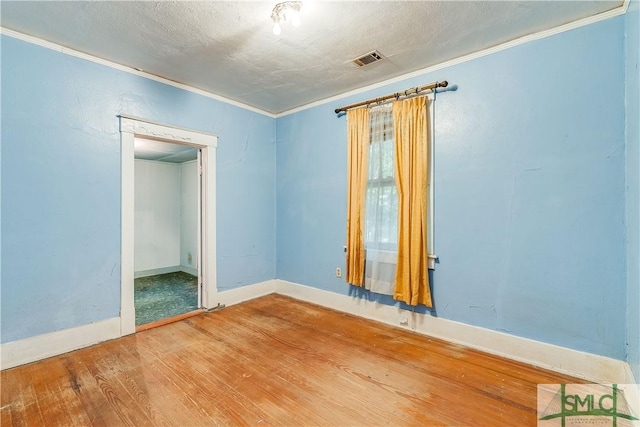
366,106 -> 397,251
365,185 -> 380,243
382,184 -> 398,244
368,140 -> 380,180
381,139 -> 394,179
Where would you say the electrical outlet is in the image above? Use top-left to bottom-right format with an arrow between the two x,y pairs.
336,267 -> 342,278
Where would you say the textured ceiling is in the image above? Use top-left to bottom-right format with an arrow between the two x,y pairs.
0,1 -> 624,114
135,137 -> 198,163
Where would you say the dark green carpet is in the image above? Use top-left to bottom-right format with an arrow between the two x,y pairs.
134,271 -> 198,326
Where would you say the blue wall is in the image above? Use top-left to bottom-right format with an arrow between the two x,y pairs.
1,10 -> 636,369
626,0 -> 640,381
277,17 -> 628,360
1,36 -> 276,343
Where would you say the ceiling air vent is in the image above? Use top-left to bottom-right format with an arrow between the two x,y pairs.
352,50 -> 384,67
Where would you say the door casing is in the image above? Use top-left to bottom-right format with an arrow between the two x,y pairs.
119,115 -> 218,335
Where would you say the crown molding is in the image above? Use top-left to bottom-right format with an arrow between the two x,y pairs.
0,27 -> 276,119
276,0 -> 630,118
0,0 -> 629,120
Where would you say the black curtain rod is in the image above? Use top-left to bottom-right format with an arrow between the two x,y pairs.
335,81 -> 448,115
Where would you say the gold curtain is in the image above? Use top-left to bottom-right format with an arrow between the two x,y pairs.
392,97 -> 433,307
345,108 -> 370,286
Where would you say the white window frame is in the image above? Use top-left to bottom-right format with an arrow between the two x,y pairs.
427,94 -> 436,269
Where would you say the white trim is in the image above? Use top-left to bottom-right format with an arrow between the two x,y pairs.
180,265 -> 198,277
427,95 -> 435,267
623,362 -> 640,385
216,280 -> 279,307
133,265 -> 198,278
0,280 -> 275,370
427,254 -> 437,270
134,265 -> 181,279
277,2 -> 629,118
0,28 -> 276,119
3,278 -> 635,383
275,280 -> 632,385
121,130 -> 136,336
120,115 -> 218,147
120,117 -> 218,334
197,149 -> 203,308
0,317 -> 120,370
1,0 -> 629,120
622,366 -> 640,409
200,144 -> 217,308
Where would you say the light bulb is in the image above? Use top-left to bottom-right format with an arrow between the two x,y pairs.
291,11 -> 301,28
273,22 -> 281,35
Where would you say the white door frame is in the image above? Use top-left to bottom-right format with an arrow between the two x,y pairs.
196,149 -> 203,309
119,115 -> 218,336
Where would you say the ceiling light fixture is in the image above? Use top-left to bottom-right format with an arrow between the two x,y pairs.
271,1 -> 302,35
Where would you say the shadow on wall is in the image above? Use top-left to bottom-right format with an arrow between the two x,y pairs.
347,270 -> 437,316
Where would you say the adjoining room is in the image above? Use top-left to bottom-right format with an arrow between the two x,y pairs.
133,138 -> 201,328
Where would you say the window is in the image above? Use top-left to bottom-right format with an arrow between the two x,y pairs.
363,99 -> 436,273
365,105 -> 397,252
345,94 -> 435,307
363,105 -> 397,294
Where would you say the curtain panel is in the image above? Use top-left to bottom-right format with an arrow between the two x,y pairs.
392,97 -> 433,308
345,97 -> 433,308
345,108 -> 370,286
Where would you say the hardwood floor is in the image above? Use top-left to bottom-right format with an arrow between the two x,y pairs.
135,309 -> 204,333
1,294 -> 585,426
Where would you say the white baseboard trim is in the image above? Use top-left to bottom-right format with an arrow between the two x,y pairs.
180,266 -> 198,276
275,280 -> 633,385
216,279 -> 279,307
3,279 -> 633,386
623,362 -> 639,385
0,280 -> 278,370
134,265 -> 181,278
1,317 -> 121,370
134,266 -> 198,278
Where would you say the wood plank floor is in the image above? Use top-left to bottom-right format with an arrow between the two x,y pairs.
1,294 -> 585,426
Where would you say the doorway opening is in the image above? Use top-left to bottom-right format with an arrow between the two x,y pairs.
120,116 -> 218,336
134,138 -> 200,328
